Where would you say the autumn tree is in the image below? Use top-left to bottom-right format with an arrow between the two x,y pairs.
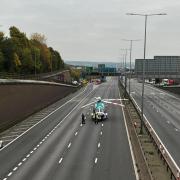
30,33 -> 47,45
0,26 -> 64,74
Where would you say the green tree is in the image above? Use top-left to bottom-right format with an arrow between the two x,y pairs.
0,50 -> 5,71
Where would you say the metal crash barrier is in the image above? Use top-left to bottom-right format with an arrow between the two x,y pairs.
131,95 -> 180,180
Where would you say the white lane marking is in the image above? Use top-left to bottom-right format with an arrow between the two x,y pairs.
7,172 -> 12,177
59,157 -> 63,164
26,154 -> 30,158
95,158 -> 98,164
0,85 -> 89,152
175,128 -> 178,132
68,142 -> 72,148
18,162 -> 22,166
98,143 -> 101,148
13,167 -> 18,171
100,131 -> 102,135
2,85 -> 97,179
33,147 -> 37,151
102,124 -> 104,127
3,178 -> 7,180
37,144 -> 40,147
75,132 -> 78,136
30,151 -> 34,154
80,124 -> 82,127
119,91 -> 139,180
131,94 -> 180,176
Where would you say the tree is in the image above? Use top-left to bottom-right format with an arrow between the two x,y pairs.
30,33 -> 47,45
70,69 -> 81,81
13,53 -> 21,72
0,50 -> 5,71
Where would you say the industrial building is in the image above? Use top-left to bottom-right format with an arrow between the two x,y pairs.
135,56 -> 180,79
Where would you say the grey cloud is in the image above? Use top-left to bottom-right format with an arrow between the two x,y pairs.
0,0 -> 180,61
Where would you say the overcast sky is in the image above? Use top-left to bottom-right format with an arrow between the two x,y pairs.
1,0 -> 180,62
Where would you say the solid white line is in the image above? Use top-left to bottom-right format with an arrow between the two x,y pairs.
98,143 -> 100,148
68,142 -> 72,148
59,157 -> 63,164
131,95 -> 180,174
119,91 -> 139,180
0,85 -> 89,152
3,85 -> 96,179
95,158 -> 98,164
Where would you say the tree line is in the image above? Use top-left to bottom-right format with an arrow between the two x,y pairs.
0,26 -> 64,74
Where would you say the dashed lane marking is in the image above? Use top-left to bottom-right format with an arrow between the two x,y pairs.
59,157 -> 63,164
0,85 -> 89,152
68,142 -> 72,148
22,158 -> 26,162
13,167 -> 18,171
100,131 -> 102,135
1,85 -> 97,179
26,154 -> 30,158
94,158 -> 98,164
7,172 -> 12,177
75,132 -> 78,136
18,162 -> 22,166
98,143 -> 100,148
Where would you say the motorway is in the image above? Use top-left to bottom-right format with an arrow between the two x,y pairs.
0,77 -> 136,180
131,79 -> 180,167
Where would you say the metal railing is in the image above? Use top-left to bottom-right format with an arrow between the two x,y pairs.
126,84 -> 180,180
0,70 -> 68,80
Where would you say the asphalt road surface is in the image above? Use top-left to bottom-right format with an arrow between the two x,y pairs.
0,77 -> 136,180
131,79 -> 180,167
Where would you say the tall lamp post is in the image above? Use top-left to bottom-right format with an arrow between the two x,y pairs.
122,39 -> 141,95
120,48 -> 129,92
126,13 -> 167,134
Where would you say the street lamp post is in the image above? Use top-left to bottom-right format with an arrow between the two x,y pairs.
120,49 -> 129,94
126,13 -> 167,134
122,39 -> 141,95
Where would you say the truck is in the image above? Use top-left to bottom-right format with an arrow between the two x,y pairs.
162,79 -> 174,86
